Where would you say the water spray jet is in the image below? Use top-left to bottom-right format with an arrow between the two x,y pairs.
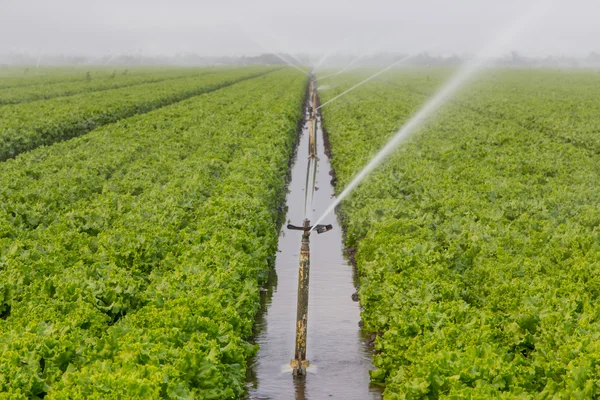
311,0 -> 556,231
318,51 -> 376,80
241,29 -> 310,76
316,46 -> 438,111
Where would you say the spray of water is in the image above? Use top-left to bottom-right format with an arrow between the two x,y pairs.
317,56 -> 368,80
278,54 -> 311,76
317,29 -> 411,80
317,54 -> 367,80
316,46 -> 437,111
36,50 -> 44,70
313,51 -> 334,71
280,363 -> 318,374
312,32 -> 365,71
311,0 -> 557,231
318,42 -> 394,80
242,31 -> 310,76
104,52 -> 116,65
267,50 -> 310,76
259,31 -> 307,67
316,70 -> 340,81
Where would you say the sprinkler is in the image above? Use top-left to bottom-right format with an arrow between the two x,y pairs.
287,219 -> 332,376
308,80 -> 319,160
303,78 -> 320,219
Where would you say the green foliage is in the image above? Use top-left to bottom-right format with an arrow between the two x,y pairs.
0,68 -> 208,105
0,66 -> 200,89
319,68 -> 600,398
0,66 -> 277,161
0,68 -> 307,397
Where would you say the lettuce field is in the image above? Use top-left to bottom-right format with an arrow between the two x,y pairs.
319,68 -> 600,398
0,67 -> 306,398
1,65 -> 599,398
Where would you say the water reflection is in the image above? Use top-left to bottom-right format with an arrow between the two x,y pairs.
293,376 -> 306,400
246,98 -> 382,399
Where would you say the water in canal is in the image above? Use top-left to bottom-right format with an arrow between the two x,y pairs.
246,95 -> 383,400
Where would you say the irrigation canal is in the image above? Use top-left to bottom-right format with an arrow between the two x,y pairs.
246,79 -> 383,399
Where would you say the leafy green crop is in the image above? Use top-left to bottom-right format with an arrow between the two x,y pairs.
319,68 -> 600,398
0,68 -> 214,105
0,66 -> 277,162
384,68 -> 600,155
0,68 -> 307,398
0,66 -> 204,90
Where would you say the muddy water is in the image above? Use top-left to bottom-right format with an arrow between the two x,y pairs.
246,102 -> 383,399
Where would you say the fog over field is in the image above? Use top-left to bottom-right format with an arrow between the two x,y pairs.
0,0 -> 599,59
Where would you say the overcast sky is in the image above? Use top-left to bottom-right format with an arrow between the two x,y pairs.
0,0 -> 598,58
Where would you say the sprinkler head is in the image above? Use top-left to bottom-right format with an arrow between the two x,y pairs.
287,222 -> 333,235
314,224 -> 333,234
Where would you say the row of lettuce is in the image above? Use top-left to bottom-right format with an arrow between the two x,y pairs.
0,68 -> 215,105
318,69 -> 600,398
0,66 -> 200,89
0,66 -> 276,162
0,68 -> 307,398
379,67 -> 600,154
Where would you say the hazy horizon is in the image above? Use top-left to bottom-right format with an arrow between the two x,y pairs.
1,0 -> 598,59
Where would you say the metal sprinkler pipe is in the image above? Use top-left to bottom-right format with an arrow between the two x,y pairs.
308,107 -> 316,158
287,219 -> 332,376
304,78 -> 320,219
307,78 -> 319,159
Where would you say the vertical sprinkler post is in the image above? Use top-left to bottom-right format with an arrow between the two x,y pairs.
312,86 -> 318,155
308,78 -> 318,159
294,219 -> 311,375
308,113 -> 315,157
287,219 -> 333,376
